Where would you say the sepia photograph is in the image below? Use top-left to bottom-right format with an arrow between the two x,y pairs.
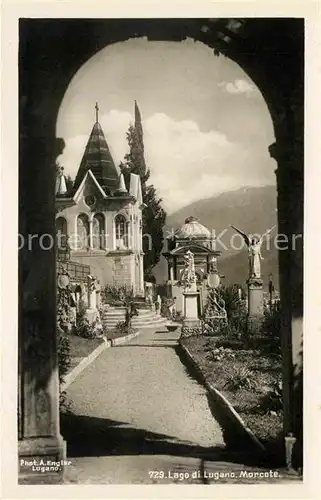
12,14 -> 307,488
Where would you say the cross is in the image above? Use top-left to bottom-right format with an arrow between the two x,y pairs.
95,102 -> 99,122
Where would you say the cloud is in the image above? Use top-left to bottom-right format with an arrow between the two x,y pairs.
58,110 -> 273,214
219,79 -> 256,95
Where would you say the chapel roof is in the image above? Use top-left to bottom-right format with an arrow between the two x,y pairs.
175,216 -> 211,239
72,105 -> 119,194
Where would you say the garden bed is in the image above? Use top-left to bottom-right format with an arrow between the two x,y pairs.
67,334 -> 105,372
69,333 -> 104,358
180,335 -> 284,466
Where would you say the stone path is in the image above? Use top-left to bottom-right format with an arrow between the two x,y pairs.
61,327 -> 299,484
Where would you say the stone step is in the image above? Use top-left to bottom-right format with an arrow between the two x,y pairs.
102,317 -> 167,328
102,317 -> 166,326
102,312 -> 157,320
102,310 -> 155,317
102,308 -> 154,314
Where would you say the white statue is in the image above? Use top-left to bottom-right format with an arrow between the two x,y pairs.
230,225 -> 276,279
180,249 -> 196,288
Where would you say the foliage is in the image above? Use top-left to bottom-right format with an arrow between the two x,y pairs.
57,325 -> 71,385
173,310 -> 183,323
57,285 -> 74,331
181,326 -> 203,337
224,366 -> 258,392
74,299 -> 101,339
161,297 -> 175,319
110,301 -> 138,338
257,378 -> 283,415
202,319 -> 241,338
56,284 -> 72,386
125,301 -> 139,327
261,301 -> 281,341
219,284 -> 247,320
115,321 -> 132,336
206,346 -> 236,362
182,334 -> 284,467
217,284 -> 247,336
215,338 -> 245,350
120,102 -> 166,278
59,390 -> 73,414
102,284 -> 134,305
202,284 -> 247,337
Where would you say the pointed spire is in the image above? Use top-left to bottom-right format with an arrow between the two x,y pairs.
116,173 -> 128,195
134,100 -> 144,149
72,105 -> 119,194
56,166 -> 67,196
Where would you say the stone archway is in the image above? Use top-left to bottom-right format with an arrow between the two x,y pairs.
19,18 -> 303,480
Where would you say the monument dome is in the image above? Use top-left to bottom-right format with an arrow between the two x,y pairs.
175,216 -> 211,239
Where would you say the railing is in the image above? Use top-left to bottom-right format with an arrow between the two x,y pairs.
56,260 -> 90,281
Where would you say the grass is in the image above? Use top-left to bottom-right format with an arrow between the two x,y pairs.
67,334 -> 105,374
69,333 -> 104,358
181,335 -> 284,463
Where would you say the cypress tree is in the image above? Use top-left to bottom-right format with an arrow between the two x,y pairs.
120,102 -> 166,282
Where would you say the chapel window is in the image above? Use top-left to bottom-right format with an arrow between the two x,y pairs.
115,214 -> 129,249
92,213 -> 105,249
77,213 -> 90,250
56,216 -> 69,260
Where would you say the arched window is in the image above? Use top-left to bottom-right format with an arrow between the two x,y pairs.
77,213 -> 90,250
92,213 -> 105,249
115,214 -> 129,249
56,216 -> 69,260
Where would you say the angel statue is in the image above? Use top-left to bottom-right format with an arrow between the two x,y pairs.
230,225 -> 276,279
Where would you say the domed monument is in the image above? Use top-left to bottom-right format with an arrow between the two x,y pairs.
163,216 -> 222,316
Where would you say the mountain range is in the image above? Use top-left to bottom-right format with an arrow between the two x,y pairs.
153,185 -> 279,290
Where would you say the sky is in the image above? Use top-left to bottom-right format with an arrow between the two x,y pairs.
56,37 -> 276,214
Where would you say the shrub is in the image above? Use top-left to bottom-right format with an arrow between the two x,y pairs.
258,379 -> 283,415
56,283 -> 72,386
261,302 -> 281,339
216,338 -> 245,350
102,284 -> 134,305
57,325 -> 71,385
224,366 -> 258,392
74,299 -> 101,339
218,284 -> 247,320
115,321 -> 131,335
206,346 -> 236,362
247,334 -> 280,355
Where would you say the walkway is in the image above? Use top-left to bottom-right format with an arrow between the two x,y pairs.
61,327 -> 296,484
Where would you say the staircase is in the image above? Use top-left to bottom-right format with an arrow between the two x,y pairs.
101,306 -> 167,330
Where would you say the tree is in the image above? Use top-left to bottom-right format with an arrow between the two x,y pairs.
120,102 -> 166,281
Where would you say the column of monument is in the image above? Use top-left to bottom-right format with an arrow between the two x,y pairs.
181,250 -> 201,335
230,225 -> 276,334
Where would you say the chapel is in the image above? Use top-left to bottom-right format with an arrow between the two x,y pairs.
55,103 -> 145,296
163,216 -> 222,315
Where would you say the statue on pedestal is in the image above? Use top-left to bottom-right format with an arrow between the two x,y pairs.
230,225 -> 276,279
179,249 -> 196,289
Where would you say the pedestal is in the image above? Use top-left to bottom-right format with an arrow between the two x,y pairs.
88,289 -> 97,310
182,290 -> 201,337
247,277 -> 264,334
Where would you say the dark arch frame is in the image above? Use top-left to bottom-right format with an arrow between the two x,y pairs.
18,18 -> 304,479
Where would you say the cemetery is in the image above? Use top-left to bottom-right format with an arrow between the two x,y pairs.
17,18 -> 303,484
